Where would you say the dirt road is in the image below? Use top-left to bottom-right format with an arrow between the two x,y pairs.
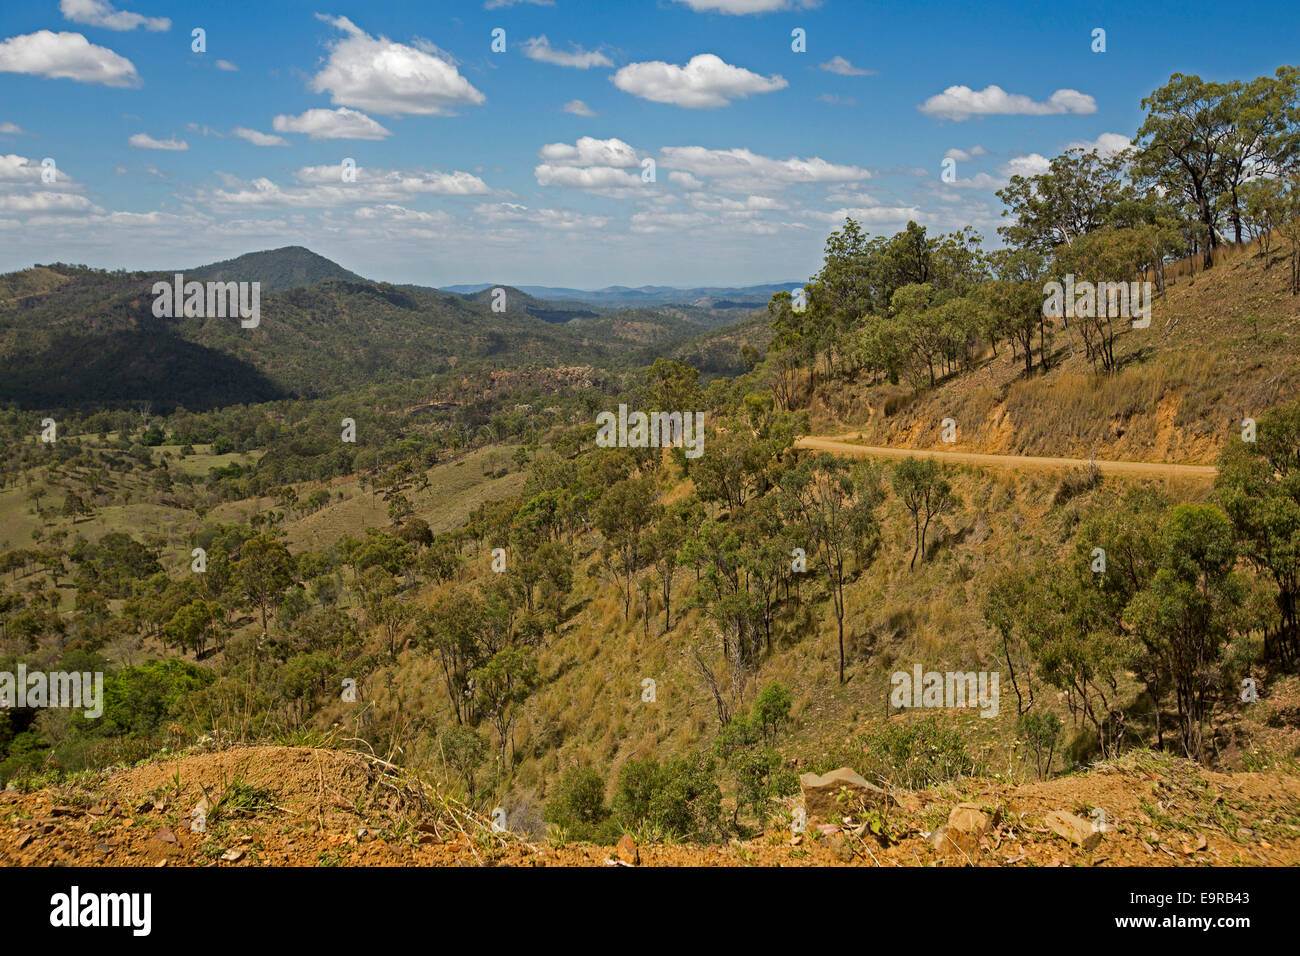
796,435 -> 1219,480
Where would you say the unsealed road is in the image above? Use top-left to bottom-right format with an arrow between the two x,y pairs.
796,435 -> 1219,481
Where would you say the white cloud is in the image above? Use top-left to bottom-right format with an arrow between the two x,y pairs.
660,145 -> 869,191
0,123 -> 25,135
668,171 -> 703,189
232,127 -> 289,147
562,99 -> 596,117
817,204 -> 921,225
946,172 -> 1006,190
672,0 -> 816,13
535,137 -> 645,192
1001,154 -> 1052,178
521,36 -> 612,69
817,93 -> 855,106
272,107 -> 391,140
1068,132 -> 1132,156
0,191 -> 96,213
0,154 -> 60,183
475,201 -> 607,230
539,137 -> 639,168
535,165 -> 643,189
687,193 -> 785,212
612,53 -> 786,109
819,56 -> 873,76
215,59 -> 238,71
0,30 -> 140,87
209,166 -> 490,208
919,84 -> 1096,120
630,209 -> 712,233
484,0 -> 554,8
128,132 -> 187,150
310,15 -> 485,117
354,204 -> 450,224
59,0 -> 169,32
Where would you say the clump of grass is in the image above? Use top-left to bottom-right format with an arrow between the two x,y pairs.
1051,462 -> 1102,506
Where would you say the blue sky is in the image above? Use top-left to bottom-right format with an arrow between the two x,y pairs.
0,0 -> 1296,287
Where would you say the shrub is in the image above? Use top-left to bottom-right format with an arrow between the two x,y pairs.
858,716 -> 980,788
544,766 -> 608,841
1016,709 -> 1062,780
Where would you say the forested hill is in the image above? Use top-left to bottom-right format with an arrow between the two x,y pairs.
184,246 -> 365,292
0,258 -> 754,412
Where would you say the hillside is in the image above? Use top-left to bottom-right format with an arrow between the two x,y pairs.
185,246 -> 366,292
803,242 -> 1300,466
0,256 -> 757,410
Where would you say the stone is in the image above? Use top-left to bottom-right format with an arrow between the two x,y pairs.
1044,810 -> 1102,851
931,825 -> 980,858
948,802 -> 992,836
799,767 -> 888,823
616,833 -> 639,866
828,833 -> 854,862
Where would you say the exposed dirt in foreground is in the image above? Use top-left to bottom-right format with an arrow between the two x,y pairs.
2,746 -> 1297,867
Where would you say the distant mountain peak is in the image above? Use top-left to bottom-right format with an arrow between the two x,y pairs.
185,246 -> 364,293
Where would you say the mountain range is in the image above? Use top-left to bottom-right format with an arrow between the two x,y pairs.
0,246 -> 769,411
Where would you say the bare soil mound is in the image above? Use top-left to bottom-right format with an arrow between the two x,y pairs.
2,745 -> 1297,867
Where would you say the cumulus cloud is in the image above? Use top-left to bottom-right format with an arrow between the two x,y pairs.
272,107 -> 391,140
562,99 -> 596,117
0,191 -> 96,213
660,145 -> 869,191
943,145 -> 988,162
1001,154 -> 1052,178
816,204 -> 921,225
209,166 -> 491,208
630,209 -> 712,233
535,137 -> 646,192
128,132 -> 187,150
522,36 -> 612,69
475,201 -> 607,230
0,123 -> 25,135
819,56 -> 873,76
687,193 -> 785,212
232,127 -> 289,147
354,204 -> 450,225
1068,132 -> 1132,156
0,154 -> 61,183
613,54 -> 786,109
310,15 -> 485,116
535,165 -> 642,189
946,172 -> 1006,190
919,84 -> 1096,120
0,30 -> 139,87
59,0 -> 169,32
539,137 -> 639,168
